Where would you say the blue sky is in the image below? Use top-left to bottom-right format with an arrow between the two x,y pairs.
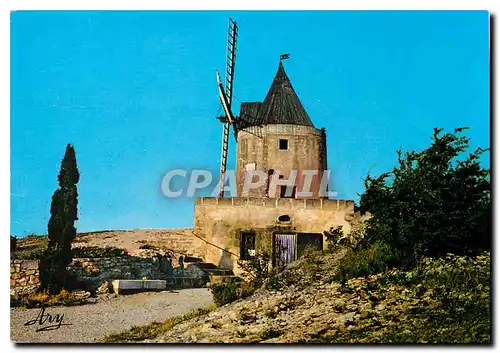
11,11 -> 490,237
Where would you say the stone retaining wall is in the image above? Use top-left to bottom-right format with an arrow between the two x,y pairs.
68,256 -> 165,288
10,260 -> 40,293
10,256 -> 167,295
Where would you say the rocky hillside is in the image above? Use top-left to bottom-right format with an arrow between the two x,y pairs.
72,228 -> 198,256
113,250 -> 490,344
13,228 -> 203,263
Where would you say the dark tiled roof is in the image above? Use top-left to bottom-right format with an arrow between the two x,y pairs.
247,62 -> 314,128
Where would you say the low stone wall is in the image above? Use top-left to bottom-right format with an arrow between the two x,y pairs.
10,256 -> 167,295
10,260 -> 40,295
68,256 -> 166,289
10,255 -> 208,295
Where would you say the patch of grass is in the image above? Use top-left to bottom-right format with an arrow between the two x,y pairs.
333,242 -> 394,283
267,275 -> 285,291
101,305 -> 216,342
12,248 -> 46,260
11,289 -> 88,308
315,253 -> 490,344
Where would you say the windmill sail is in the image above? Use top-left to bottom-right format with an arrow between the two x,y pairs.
217,18 -> 238,198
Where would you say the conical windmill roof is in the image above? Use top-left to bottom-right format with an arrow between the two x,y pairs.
255,61 -> 315,127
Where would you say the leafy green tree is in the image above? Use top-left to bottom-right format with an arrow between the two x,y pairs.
39,144 -> 80,293
360,128 -> 490,266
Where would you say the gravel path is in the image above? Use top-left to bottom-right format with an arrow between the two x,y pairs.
10,288 -> 214,343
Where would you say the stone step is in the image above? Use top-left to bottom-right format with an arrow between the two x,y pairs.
208,274 -> 241,284
205,268 -> 234,276
112,279 -> 166,295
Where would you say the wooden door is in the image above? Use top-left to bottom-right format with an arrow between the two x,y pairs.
274,233 -> 297,269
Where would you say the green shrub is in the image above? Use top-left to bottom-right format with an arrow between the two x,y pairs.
237,251 -> 273,287
267,275 -> 285,291
210,281 -> 256,307
324,253 -> 491,344
335,242 -> 394,283
360,128 -> 490,266
324,226 -> 343,253
72,246 -> 127,258
210,283 -> 238,306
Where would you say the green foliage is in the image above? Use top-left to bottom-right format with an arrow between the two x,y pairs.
101,306 -> 216,342
40,144 -> 80,294
267,275 -> 285,291
10,236 -> 17,253
360,127 -> 490,266
210,281 -> 256,307
324,226 -> 344,252
237,251 -> 273,287
210,282 -> 238,306
334,242 -> 394,283
415,253 -> 490,340
72,246 -> 127,258
265,246 -> 328,291
13,248 -> 46,260
319,253 -> 490,343
11,289 -> 88,308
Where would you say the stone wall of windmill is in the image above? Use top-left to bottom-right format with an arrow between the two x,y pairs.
235,124 -> 327,199
192,197 -> 354,273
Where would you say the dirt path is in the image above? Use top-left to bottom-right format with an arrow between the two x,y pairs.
10,288 -> 213,343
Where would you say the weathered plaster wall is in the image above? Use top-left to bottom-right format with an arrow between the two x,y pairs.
193,197 -> 355,273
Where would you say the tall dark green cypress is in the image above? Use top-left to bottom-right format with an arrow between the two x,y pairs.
40,144 -> 80,293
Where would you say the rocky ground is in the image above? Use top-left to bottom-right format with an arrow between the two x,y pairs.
10,288 -> 213,343
138,252 -> 490,344
73,228 -> 197,257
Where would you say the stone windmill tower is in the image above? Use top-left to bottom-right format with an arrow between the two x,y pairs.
194,19 -> 354,273
235,60 -> 329,199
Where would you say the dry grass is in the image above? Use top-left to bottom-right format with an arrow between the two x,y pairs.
12,289 -> 89,308
101,304 -> 217,342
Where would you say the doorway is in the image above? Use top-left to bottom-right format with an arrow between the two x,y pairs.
273,233 -> 297,269
297,233 -> 323,257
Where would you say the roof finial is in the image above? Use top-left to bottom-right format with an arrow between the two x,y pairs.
280,53 -> 290,62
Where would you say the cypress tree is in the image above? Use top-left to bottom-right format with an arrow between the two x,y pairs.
39,144 -> 80,293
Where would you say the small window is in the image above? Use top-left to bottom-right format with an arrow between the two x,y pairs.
279,139 -> 288,150
278,215 -> 291,222
240,232 -> 256,260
